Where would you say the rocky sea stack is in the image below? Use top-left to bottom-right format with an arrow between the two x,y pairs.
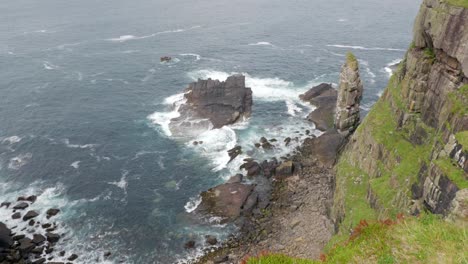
169,74 -> 252,135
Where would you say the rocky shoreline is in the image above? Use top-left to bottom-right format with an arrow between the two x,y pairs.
190,55 -> 363,263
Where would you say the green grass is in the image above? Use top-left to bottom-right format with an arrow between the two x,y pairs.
434,158 -> 468,189
346,52 -> 359,71
455,131 -> 468,150
448,85 -> 468,116
445,0 -> 468,8
246,254 -> 318,264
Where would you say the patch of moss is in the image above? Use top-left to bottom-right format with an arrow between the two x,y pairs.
246,254 -> 318,264
445,0 -> 468,8
346,52 -> 359,71
434,158 -> 468,189
448,84 -> 468,116
455,131 -> 468,150
423,48 -> 436,64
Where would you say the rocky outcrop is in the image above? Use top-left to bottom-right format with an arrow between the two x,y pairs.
300,83 -> 338,131
170,75 -> 252,134
335,53 -> 363,135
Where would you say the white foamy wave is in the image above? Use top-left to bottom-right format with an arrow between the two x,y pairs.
70,161 -> 81,169
184,195 -> 202,213
248,41 -> 273,46
148,93 -> 187,136
62,139 -> 97,149
2,136 -> 22,144
106,26 -> 201,42
8,153 -> 32,170
188,70 -> 311,102
358,60 -> 376,83
327,44 -> 405,52
190,126 -> 238,171
337,18 -> 348,22
286,100 -> 302,116
180,53 -> 201,61
383,58 -> 403,78
43,61 -> 59,70
108,170 -> 128,191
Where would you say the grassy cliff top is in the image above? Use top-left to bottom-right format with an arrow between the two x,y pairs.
346,52 -> 359,71
445,0 -> 468,8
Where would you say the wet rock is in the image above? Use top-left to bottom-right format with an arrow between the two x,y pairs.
33,258 -> 46,264
26,195 -> 37,203
0,222 -> 12,248
13,202 -> 29,210
254,143 -> 261,148
32,246 -> 44,254
184,240 -> 196,249
104,252 -> 111,257
284,137 -> 291,146
46,233 -> 60,243
160,56 -> 171,62
193,141 -> 199,145
197,183 -> 255,221
261,141 -> 274,150
45,247 -> 53,254
12,234 -> 25,241
12,212 -> 21,219
205,235 -> 218,245
240,160 -> 262,177
18,238 -> 35,253
46,209 -> 60,218
41,223 -> 51,229
300,83 -> 338,131
227,146 -> 242,163
0,202 -> 11,208
32,234 -> 46,244
67,254 -> 78,261
23,210 -> 39,221
59,251 -> 66,256
29,219 -> 36,226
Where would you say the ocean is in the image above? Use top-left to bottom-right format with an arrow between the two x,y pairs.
0,0 -> 420,262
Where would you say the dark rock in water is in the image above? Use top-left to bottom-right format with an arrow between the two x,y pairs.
0,222 -> 12,248
31,246 -> 44,254
12,212 -> 21,219
0,202 -> 11,208
254,143 -> 261,148
205,235 -> 218,245
12,234 -> 25,241
26,195 -> 37,203
275,161 -> 294,179
13,202 -> 29,210
261,141 -> 274,150
18,238 -> 35,253
227,146 -> 242,163
41,223 -> 52,229
240,160 -> 261,177
260,137 -> 268,144
227,174 -> 243,184
67,254 -> 78,261
284,137 -> 291,146
32,234 -> 46,244
23,210 -> 39,221
46,208 -> 60,218
261,159 -> 279,178
197,183 -> 255,221
160,56 -> 171,62
269,138 -> 277,142
32,258 -> 46,264
45,247 -> 53,254
29,219 -> 35,226
46,233 -> 60,243
17,196 -> 27,201
170,75 -> 252,134
104,251 -> 111,257
184,240 -> 196,249
59,251 -> 66,256
300,83 -> 338,131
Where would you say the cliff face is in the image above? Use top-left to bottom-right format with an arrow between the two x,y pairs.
333,0 -> 468,234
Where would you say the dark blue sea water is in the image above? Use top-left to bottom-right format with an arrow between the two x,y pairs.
0,0 -> 420,262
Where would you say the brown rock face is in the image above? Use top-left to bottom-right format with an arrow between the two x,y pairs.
300,83 -> 338,131
335,53 -> 363,135
196,182 -> 255,222
170,75 -> 252,134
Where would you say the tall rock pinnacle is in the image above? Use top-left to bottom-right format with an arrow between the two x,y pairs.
335,52 -> 363,135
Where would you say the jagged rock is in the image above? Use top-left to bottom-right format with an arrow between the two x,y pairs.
160,56 -> 171,62
284,137 -> 291,146
26,195 -> 37,203
12,212 -> 21,219
46,233 -> 60,243
32,234 -> 46,244
300,83 -> 338,131
197,183 -> 255,222
46,209 -> 60,218
205,235 -> 218,245
67,254 -> 78,261
13,202 -> 29,210
12,234 -> 25,241
240,160 -> 262,177
1,202 -> 11,208
301,131 -> 344,167
23,210 -> 39,221
261,159 -> 279,178
0,223 -> 12,248
169,75 -> 252,135
33,258 -> 46,264
227,174 -> 243,184
227,146 -> 242,163
335,53 -> 363,135
18,238 -> 35,253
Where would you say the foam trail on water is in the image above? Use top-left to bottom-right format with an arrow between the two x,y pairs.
180,53 -> 201,61
106,26 -> 201,42
327,44 -> 405,52
2,136 -> 22,144
383,58 -> 403,78
8,153 -> 32,170
184,195 -> 202,213
147,93 -> 187,137
248,41 -> 273,46
43,61 -> 59,70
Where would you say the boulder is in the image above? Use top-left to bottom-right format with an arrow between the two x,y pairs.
301,131 -> 345,167
46,233 -> 60,243
169,75 -> 252,135
12,212 -> 21,219
67,254 -> 78,261
23,210 -> 39,221
227,146 -> 242,163
205,235 -> 218,245
18,238 -> 35,253
32,234 -> 46,244
197,183 -> 255,221
300,83 -> 338,131
46,209 -> 60,218
0,202 -> 11,208
0,222 -> 12,248
13,202 -> 29,210
26,195 -> 37,203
